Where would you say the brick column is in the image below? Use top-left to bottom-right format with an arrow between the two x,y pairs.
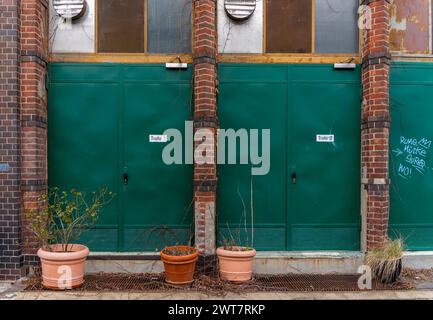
0,0 -> 23,281
20,0 -> 48,266
360,0 -> 391,251
193,0 -> 218,272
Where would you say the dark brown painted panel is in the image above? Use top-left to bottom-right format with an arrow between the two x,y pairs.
98,0 -> 144,53
266,0 -> 312,53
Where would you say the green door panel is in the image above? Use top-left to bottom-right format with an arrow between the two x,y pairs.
290,82 -> 361,250
48,81 -> 121,251
123,83 -> 193,251
48,63 -> 192,252
217,81 -> 288,251
390,62 -> 433,250
218,64 -> 361,251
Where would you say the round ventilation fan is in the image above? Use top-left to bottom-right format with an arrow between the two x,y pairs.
53,0 -> 86,20
224,0 -> 256,21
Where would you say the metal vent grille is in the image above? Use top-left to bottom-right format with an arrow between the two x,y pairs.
224,0 -> 256,20
53,0 -> 86,20
24,273 -> 412,293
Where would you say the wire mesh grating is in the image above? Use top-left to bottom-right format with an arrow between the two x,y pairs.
23,272 -> 412,293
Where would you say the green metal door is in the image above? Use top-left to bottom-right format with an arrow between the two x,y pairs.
122,66 -> 193,250
289,65 -> 361,250
218,64 -> 361,251
48,63 -> 193,252
390,62 -> 433,250
217,65 -> 288,250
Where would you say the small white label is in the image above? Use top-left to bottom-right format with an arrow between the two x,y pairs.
316,134 -> 334,143
149,135 -> 168,143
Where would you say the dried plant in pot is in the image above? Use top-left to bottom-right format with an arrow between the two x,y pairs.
160,245 -> 198,285
26,187 -> 114,290
217,182 -> 256,282
217,240 -> 256,282
365,238 -> 404,284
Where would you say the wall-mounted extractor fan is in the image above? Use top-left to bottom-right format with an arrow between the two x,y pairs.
53,0 -> 86,20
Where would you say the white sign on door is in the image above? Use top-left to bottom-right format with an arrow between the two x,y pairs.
316,134 -> 335,143
149,135 -> 168,143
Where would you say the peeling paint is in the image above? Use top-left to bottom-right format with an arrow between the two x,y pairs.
390,0 -> 430,54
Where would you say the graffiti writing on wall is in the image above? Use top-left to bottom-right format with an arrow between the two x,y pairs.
393,136 -> 432,180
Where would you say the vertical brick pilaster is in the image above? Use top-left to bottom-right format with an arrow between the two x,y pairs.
20,0 -> 48,265
193,0 -> 217,269
0,0 -> 23,280
360,0 -> 391,251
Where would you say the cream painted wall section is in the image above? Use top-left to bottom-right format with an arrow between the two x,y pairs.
217,0 -> 263,53
50,0 -> 95,53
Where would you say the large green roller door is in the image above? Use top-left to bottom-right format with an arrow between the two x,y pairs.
48,63 -> 193,252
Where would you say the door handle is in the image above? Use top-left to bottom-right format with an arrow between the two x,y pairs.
123,173 -> 129,185
291,172 -> 297,184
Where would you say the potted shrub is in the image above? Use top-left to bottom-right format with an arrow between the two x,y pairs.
26,187 -> 114,289
160,245 -> 198,285
365,238 -> 404,284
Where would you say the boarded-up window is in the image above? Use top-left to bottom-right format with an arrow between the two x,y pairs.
315,0 -> 358,53
98,0 -> 144,53
147,0 -> 192,53
390,0 -> 430,54
266,0 -> 312,53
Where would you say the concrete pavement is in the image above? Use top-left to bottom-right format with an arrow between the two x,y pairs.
2,288 -> 433,300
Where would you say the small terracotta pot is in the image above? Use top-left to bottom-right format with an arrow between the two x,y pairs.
160,246 -> 198,285
37,244 -> 89,290
217,246 -> 256,282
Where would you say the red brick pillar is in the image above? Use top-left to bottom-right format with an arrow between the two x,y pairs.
360,0 -> 391,251
20,0 -> 48,266
193,0 -> 218,271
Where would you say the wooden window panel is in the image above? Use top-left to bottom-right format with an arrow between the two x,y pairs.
98,0 -> 144,53
266,0 -> 312,53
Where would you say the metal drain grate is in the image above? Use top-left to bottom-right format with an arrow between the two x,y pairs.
23,273 -> 412,293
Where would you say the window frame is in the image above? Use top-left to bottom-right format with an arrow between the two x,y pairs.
219,0 -> 362,63
95,0 -> 193,55
263,0 -> 360,55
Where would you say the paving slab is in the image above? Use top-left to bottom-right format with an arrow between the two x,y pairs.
9,289 -> 433,300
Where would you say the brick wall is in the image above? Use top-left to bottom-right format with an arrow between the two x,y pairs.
360,0 -> 391,251
20,0 -> 48,263
193,0 -> 218,268
0,0 -> 23,281
0,0 -> 47,279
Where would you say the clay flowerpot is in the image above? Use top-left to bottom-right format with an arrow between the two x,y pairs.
217,246 -> 256,282
37,244 -> 89,290
160,246 -> 198,285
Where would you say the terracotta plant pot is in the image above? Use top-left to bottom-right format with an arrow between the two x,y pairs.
217,246 -> 256,282
37,244 -> 89,290
160,246 -> 198,285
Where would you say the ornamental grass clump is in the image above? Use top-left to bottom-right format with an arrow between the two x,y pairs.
365,238 -> 404,284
